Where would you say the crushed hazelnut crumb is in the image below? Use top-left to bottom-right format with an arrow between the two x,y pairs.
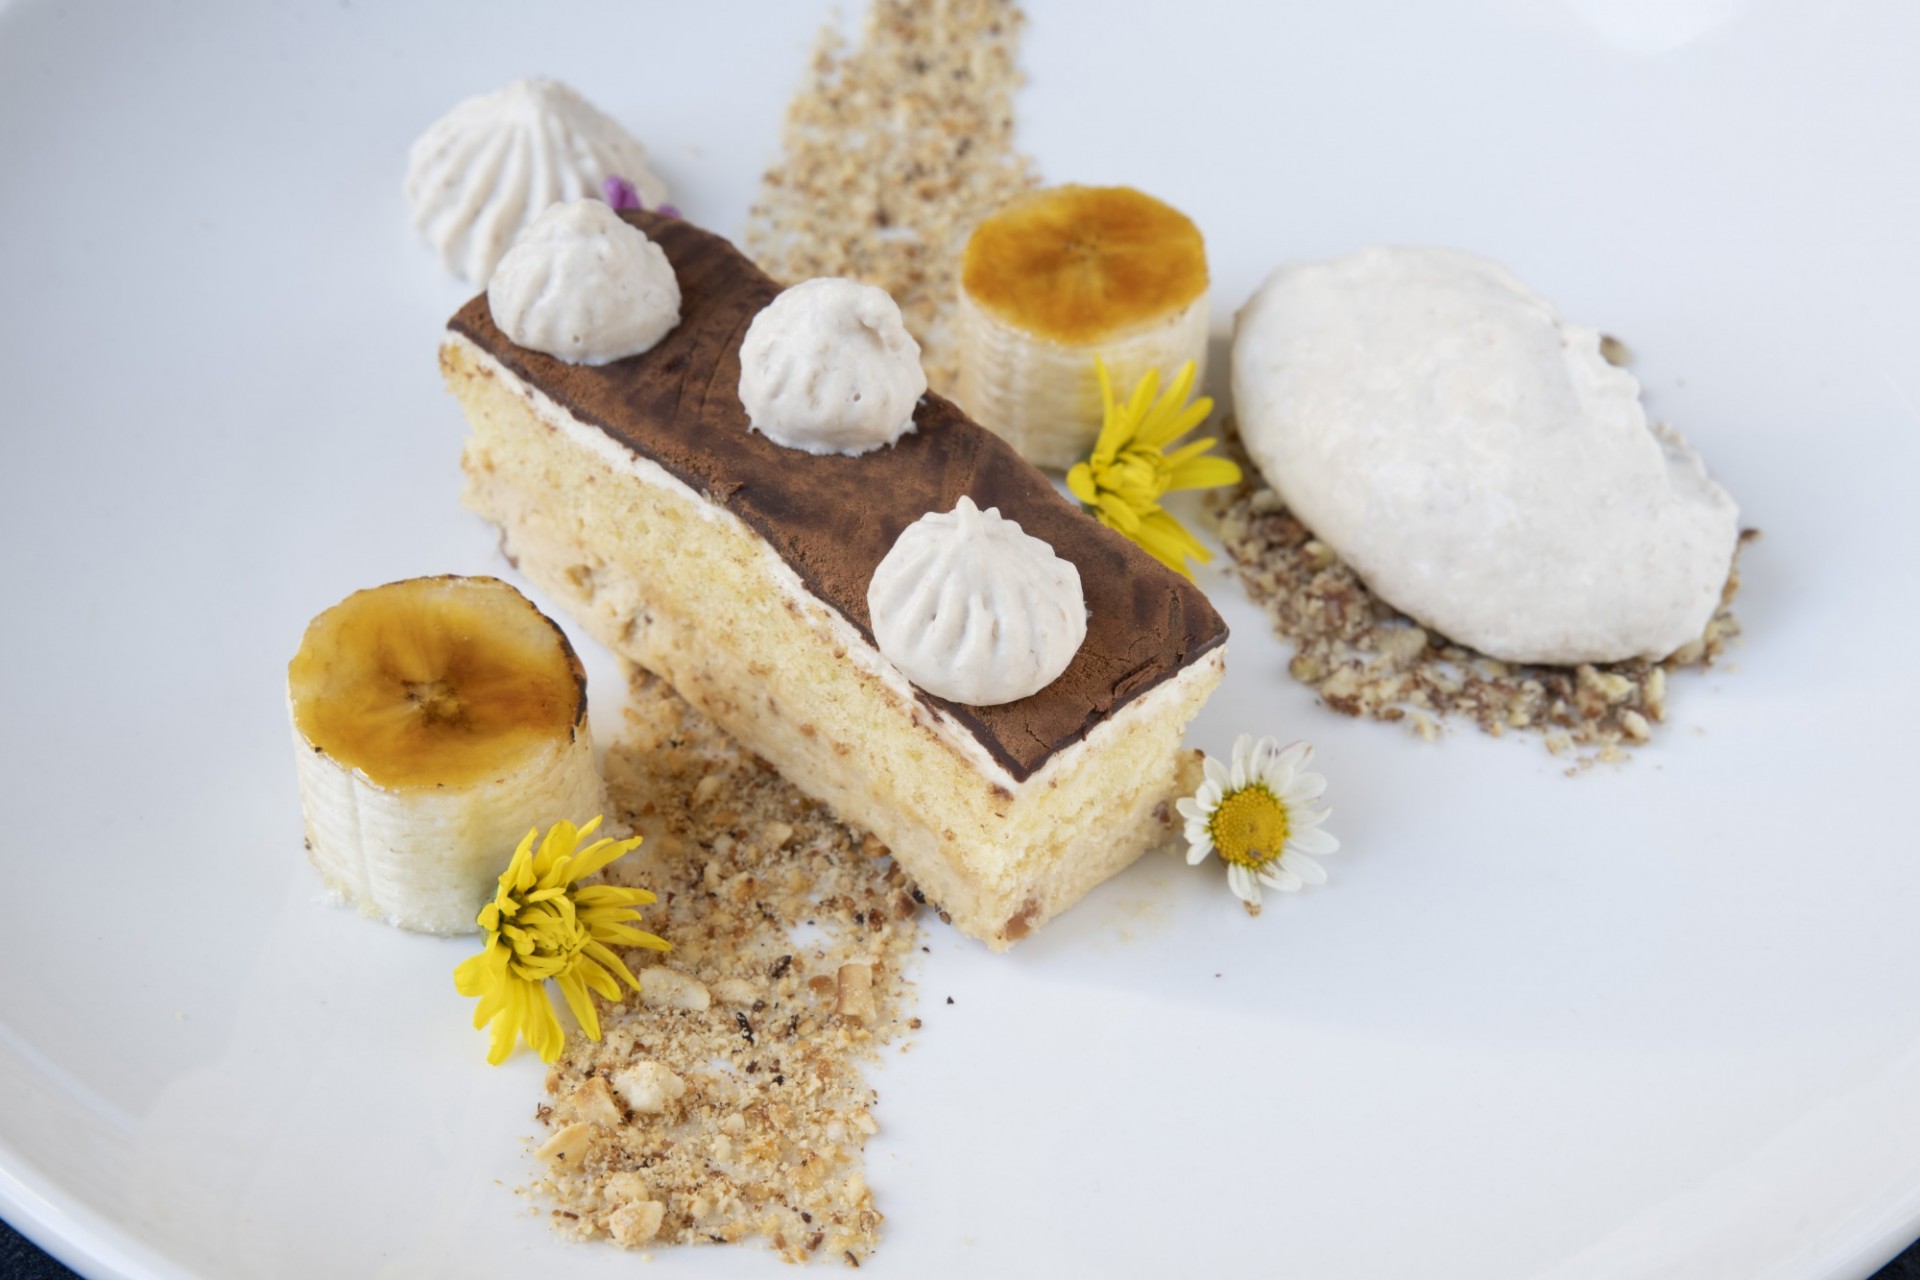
1207,422 -> 1754,765
535,1122 -> 595,1171
835,963 -> 876,1023
527,670 -> 919,1264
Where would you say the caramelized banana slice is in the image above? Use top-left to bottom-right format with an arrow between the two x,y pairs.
287,576 -> 603,934
956,185 -> 1210,470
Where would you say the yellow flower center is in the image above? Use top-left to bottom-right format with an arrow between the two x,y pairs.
1105,450 -> 1166,505
507,903 -> 591,979
1208,785 -> 1290,869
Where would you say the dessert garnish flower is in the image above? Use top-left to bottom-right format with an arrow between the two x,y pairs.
454,816 -> 669,1064
1065,358 -> 1242,578
603,174 -> 679,219
602,174 -> 643,211
1177,734 -> 1338,914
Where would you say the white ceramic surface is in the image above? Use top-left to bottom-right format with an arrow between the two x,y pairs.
1,1 -> 1917,1277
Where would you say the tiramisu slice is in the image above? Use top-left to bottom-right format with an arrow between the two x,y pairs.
442,210 -> 1226,949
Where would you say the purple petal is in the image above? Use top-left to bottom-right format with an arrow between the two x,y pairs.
656,203 -> 681,219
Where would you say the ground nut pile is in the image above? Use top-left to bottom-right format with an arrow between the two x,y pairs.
527,671 -> 921,1263
1208,432 -> 1753,768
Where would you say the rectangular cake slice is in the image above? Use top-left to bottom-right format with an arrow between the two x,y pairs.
442,211 -> 1227,949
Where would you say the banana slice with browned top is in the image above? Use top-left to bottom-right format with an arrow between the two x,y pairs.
287,575 -> 603,935
956,185 -> 1210,470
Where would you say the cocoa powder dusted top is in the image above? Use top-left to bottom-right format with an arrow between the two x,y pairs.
448,210 -> 1226,782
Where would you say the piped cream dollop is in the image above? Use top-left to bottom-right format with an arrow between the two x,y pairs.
1232,246 -> 1740,666
486,200 -> 680,366
738,278 -> 927,456
406,77 -> 669,285
867,497 -> 1085,706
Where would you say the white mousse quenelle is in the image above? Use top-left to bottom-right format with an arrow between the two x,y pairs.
738,277 -> 927,456
406,77 -> 669,285
867,497 -> 1086,706
1233,246 -> 1740,666
488,200 -> 681,366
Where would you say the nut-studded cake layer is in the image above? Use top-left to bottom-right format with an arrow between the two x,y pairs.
448,210 -> 1226,785
448,333 -> 1219,947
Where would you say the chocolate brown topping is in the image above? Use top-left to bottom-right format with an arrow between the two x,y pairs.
449,211 -> 1226,782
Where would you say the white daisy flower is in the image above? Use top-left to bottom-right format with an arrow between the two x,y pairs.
1175,733 -> 1339,914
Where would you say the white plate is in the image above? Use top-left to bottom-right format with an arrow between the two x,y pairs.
3,0 -> 1918,1276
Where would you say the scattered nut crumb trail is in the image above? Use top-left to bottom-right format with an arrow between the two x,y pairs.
744,0 -> 1040,395
527,4 -> 1039,1251
530,670 -> 921,1263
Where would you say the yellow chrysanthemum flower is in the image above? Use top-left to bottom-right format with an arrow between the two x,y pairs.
1065,358 -> 1242,578
453,816 -> 669,1065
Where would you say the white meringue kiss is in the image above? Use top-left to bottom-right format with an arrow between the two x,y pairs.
487,200 -> 680,366
738,278 -> 927,456
406,77 -> 669,285
867,497 -> 1086,706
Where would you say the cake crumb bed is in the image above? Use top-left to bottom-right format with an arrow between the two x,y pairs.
744,0 -> 1039,394
528,670 -> 921,1264
1208,429 -> 1754,767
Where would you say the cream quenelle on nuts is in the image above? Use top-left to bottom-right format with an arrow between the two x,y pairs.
406,77 -> 669,285
867,497 -> 1086,706
738,277 -> 927,455
1232,246 -> 1740,666
487,200 -> 681,366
